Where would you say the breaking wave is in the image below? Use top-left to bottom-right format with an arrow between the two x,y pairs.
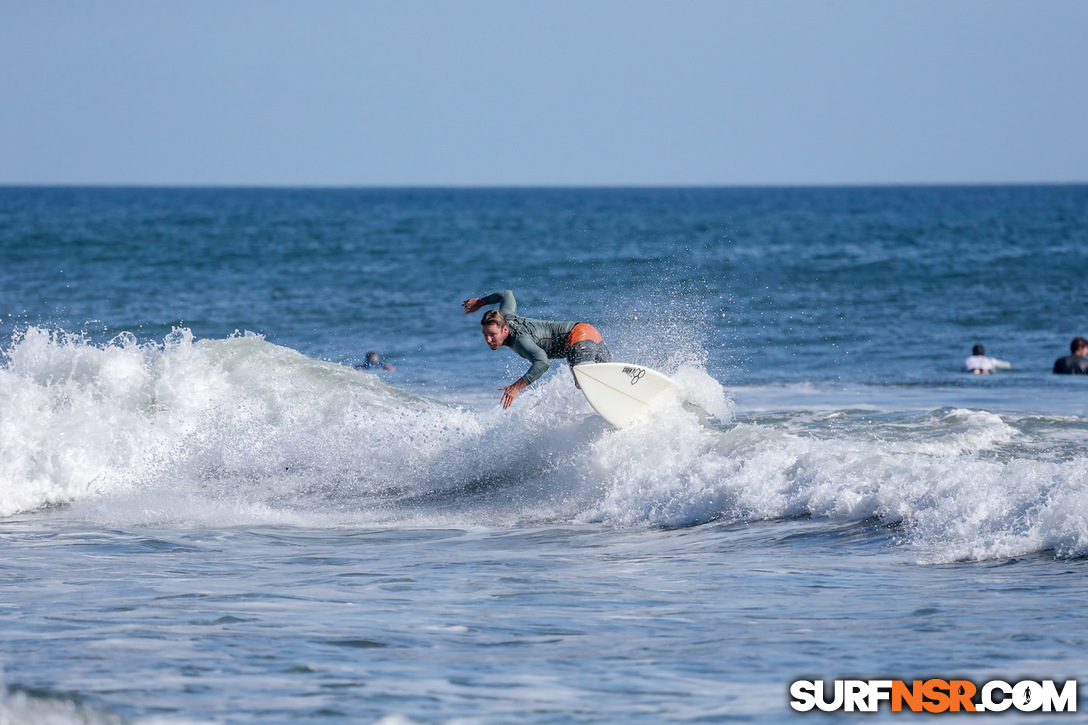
3,327 -> 1088,563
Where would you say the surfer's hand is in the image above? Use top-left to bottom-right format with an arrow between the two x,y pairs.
499,379 -> 527,409
462,298 -> 482,314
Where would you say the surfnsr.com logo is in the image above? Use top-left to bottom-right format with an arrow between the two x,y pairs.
790,679 -> 1077,714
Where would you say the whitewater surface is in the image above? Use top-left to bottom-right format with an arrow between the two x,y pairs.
5,328 -> 1087,564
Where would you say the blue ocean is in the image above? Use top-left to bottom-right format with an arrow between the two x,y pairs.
2,186 -> 1087,723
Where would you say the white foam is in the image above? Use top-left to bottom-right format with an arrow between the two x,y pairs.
671,364 -> 735,422
4,328 -> 1088,563
583,408 -> 1088,562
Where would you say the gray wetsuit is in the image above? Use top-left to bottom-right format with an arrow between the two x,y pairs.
480,290 -> 610,384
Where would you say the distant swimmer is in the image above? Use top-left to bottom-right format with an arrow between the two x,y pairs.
962,344 -> 1010,374
462,289 -> 611,409
1053,337 -> 1088,375
356,351 -> 395,372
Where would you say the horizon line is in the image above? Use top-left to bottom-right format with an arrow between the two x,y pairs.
2,180 -> 1087,191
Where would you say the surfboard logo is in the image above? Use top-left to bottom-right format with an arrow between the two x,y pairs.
621,366 -> 646,385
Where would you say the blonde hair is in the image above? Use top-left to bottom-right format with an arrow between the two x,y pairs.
481,310 -> 507,328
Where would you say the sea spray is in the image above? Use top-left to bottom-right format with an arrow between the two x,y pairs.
0,327 -> 212,516
5,328 -> 1088,562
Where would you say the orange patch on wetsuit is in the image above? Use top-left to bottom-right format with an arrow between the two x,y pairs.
566,323 -> 603,347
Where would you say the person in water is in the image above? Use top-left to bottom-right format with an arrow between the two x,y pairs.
462,289 -> 611,409
962,344 -> 1010,374
1053,337 -> 1088,374
357,351 -> 395,371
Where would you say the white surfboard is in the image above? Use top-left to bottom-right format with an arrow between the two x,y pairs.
572,362 -> 681,428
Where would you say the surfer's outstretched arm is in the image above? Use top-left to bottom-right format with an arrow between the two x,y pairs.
512,336 -> 550,386
499,378 -> 528,409
498,337 -> 549,408
462,290 -> 516,316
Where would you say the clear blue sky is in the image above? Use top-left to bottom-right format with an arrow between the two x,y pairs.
2,0 -> 1086,186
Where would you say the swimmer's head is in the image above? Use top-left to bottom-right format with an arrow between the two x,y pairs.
972,344 -> 985,356
1073,337 -> 1088,355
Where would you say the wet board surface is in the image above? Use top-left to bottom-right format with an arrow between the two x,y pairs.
572,362 -> 681,428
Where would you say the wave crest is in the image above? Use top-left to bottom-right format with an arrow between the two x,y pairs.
3,328 -> 1088,562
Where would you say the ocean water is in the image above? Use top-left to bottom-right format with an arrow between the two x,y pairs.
1,185 -> 1087,723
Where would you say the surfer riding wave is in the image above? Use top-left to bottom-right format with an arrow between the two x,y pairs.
462,290 -> 611,408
